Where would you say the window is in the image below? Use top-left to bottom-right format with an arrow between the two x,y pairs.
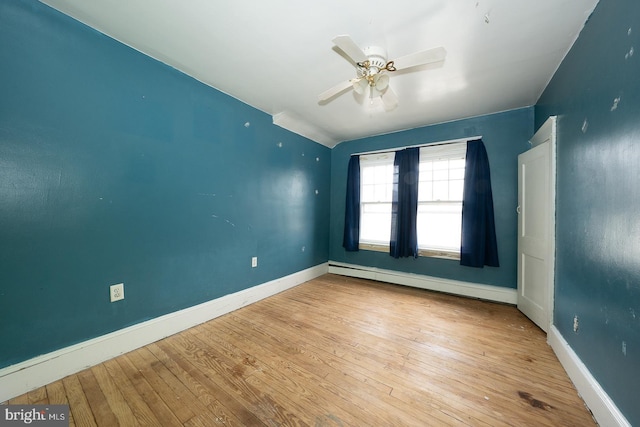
359,153 -> 394,247
417,142 -> 466,256
358,142 -> 466,258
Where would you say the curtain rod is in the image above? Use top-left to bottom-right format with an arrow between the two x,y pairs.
350,135 -> 483,157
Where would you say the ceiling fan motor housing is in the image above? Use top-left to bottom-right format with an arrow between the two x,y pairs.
358,46 -> 388,74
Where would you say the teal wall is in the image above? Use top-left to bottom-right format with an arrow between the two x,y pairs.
0,0 -> 330,369
330,108 -> 533,288
4,0 -> 635,422
535,0 -> 640,424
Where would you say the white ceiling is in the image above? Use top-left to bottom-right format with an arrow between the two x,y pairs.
39,0 -> 599,147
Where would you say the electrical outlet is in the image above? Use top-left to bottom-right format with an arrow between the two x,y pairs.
110,283 -> 124,302
573,315 -> 579,332
251,257 -> 258,268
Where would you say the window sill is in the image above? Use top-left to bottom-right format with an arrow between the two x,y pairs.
418,249 -> 460,261
358,242 -> 389,253
358,243 -> 460,261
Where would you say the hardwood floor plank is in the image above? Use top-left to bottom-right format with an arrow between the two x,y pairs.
147,341 -> 252,427
45,381 -> 75,427
193,321 -> 372,426
233,298 -> 507,426
76,369 -> 118,426
102,358 -> 164,426
91,363 -> 138,426
239,276 -> 594,426
115,354 -> 184,427
125,348 -> 197,424
26,386 -> 48,405
223,309 -> 476,426
3,274 -> 596,426
164,331 -> 307,426
152,339 -> 264,427
62,375 -> 97,427
288,279 -> 580,389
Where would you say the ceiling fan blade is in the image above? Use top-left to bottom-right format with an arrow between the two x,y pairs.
332,35 -> 367,64
381,86 -> 398,111
318,79 -> 354,103
391,46 -> 447,71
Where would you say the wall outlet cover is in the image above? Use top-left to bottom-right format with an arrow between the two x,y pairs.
110,283 -> 124,302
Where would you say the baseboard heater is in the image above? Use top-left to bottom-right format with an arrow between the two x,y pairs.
327,261 -> 517,305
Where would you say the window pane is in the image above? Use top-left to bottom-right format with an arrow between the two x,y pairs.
417,202 -> 462,251
372,185 -> 385,202
433,160 -> 448,170
374,165 -> 390,184
360,155 -> 394,246
361,164 -> 393,203
361,184 -> 374,201
363,203 -> 391,213
450,180 -> 464,200
450,158 -> 466,169
450,167 -> 465,180
433,168 -> 448,181
419,162 -> 432,173
360,203 -> 391,244
418,181 -> 432,201
433,181 -> 449,200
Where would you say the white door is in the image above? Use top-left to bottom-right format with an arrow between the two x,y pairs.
517,117 -> 556,332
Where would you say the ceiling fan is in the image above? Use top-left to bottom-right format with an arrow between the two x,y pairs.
318,35 -> 446,110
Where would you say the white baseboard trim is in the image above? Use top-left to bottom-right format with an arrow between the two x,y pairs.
0,263 -> 328,403
548,325 -> 630,427
328,261 -> 517,304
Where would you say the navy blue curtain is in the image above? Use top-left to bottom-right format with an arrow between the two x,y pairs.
390,147 -> 420,258
460,139 -> 499,267
343,155 -> 360,251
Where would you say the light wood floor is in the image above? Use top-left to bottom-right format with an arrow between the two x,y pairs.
3,274 -> 596,426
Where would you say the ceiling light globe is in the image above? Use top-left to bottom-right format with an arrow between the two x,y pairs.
353,78 -> 368,95
376,73 -> 390,91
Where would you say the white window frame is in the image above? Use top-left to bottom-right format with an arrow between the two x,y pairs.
416,142 -> 466,259
357,142 -> 466,260
358,152 -> 394,250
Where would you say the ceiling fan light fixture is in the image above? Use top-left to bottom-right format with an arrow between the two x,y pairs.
353,78 -> 368,95
381,87 -> 399,111
370,84 -> 382,99
375,73 -> 390,92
